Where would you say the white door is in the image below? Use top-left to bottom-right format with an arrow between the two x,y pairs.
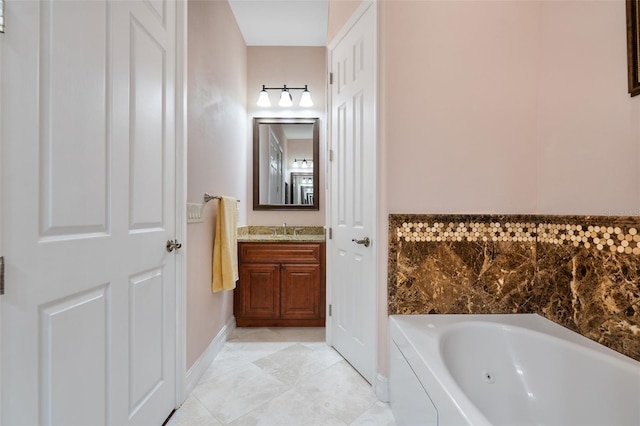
328,3 -> 377,384
0,0 -> 179,424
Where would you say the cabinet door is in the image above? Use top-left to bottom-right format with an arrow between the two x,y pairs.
237,264 -> 280,319
281,264 -> 321,320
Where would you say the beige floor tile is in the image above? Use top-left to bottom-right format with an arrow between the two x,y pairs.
198,346 -> 254,384
224,340 -> 295,363
349,401 -> 397,426
193,363 -> 289,424
173,327 -> 397,426
166,395 -> 222,426
269,327 -> 326,342
227,388 -> 347,426
295,360 -> 378,425
253,343 -> 344,386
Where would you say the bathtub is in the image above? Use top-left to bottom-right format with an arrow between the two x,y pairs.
389,314 -> 640,426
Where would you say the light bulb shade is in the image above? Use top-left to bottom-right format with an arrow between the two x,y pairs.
301,159 -> 308,168
299,89 -> 313,107
257,89 -> 271,107
292,159 -> 298,167
278,89 -> 293,107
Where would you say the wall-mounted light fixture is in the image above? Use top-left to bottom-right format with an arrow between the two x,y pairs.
257,85 -> 313,107
292,158 -> 312,168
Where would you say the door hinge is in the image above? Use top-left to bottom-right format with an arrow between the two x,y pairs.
0,256 -> 5,295
329,72 -> 333,85
329,304 -> 332,316
328,228 -> 332,239
329,149 -> 334,162
0,0 -> 5,34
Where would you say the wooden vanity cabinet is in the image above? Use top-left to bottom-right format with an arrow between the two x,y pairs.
234,242 -> 325,327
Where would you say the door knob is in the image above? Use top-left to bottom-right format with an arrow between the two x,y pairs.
351,237 -> 371,248
166,239 -> 182,252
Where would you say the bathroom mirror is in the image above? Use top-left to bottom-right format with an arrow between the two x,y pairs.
253,117 -> 319,210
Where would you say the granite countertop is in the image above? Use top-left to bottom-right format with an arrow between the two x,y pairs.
237,226 -> 326,242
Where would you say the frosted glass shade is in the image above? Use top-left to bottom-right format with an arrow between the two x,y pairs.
299,89 -> 313,107
256,90 -> 271,107
278,90 -> 293,107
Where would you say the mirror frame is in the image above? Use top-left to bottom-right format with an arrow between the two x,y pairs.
253,117 -> 320,210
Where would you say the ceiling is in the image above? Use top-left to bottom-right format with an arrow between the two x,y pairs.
282,123 -> 313,139
228,0 -> 329,46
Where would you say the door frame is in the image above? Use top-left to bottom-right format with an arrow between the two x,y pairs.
174,0 -> 188,409
325,0 -> 379,385
0,20 -> 3,419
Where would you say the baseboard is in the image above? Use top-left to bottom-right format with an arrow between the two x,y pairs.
375,373 -> 389,402
184,317 -> 236,396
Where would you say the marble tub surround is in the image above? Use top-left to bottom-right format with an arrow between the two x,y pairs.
237,226 -> 325,242
388,214 -> 640,362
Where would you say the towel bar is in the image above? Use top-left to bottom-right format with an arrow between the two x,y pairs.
203,193 -> 240,203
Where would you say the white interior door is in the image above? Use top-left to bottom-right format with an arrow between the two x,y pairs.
328,3 -> 377,384
0,0 -> 179,424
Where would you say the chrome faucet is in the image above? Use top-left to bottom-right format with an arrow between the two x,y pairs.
282,222 -> 287,235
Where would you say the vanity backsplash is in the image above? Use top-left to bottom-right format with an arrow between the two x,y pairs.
388,214 -> 640,362
237,225 -> 325,242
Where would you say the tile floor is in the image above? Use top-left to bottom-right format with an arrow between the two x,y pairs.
167,327 -> 397,426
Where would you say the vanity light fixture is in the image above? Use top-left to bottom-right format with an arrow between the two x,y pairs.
292,158 -> 312,168
256,84 -> 313,107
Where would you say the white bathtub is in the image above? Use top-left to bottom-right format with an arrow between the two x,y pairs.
389,314 -> 640,426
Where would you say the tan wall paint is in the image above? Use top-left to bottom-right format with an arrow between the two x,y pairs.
246,46 -> 327,226
327,0 -> 363,45
536,1 -> 640,215
186,0 -> 247,369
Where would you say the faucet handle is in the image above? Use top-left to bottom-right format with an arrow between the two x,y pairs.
269,227 -> 279,235
293,228 -> 303,236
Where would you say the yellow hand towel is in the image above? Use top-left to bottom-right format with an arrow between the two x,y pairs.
212,196 -> 239,292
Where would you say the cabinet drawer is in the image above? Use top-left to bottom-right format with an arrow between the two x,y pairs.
239,243 -> 321,264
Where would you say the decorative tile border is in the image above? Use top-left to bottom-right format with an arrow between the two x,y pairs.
395,218 -> 640,255
538,223 -> 640,254
396,221 -> 537,243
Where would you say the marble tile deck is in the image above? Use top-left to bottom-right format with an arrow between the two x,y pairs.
167,328 -> 396,426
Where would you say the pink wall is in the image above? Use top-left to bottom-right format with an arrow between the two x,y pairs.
246,46 -> 327,226
382,0 -> 540,215
186,0 -> 247,369
536,1 -> 640,215
378,0 -> 639,234
327,0 -> 362,45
